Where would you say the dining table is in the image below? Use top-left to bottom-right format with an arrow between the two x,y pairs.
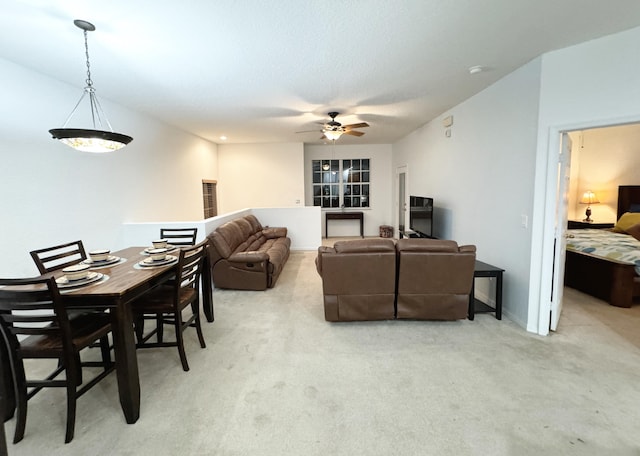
1,245 -> 213,426
58,246 -> 181,423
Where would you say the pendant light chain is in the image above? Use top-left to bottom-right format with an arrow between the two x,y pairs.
83,29 -> 93,89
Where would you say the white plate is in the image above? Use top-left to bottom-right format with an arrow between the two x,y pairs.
81,255 -> 120,267
138,255 -> 178,267
56,272 -> 104,288
143,245 -> 177,254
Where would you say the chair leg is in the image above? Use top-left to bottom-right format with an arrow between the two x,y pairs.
134,316 -> 144,344
192,302 -> 206,349
12,362 -> 28,444
99,335 -> 111,370
156,314 -> 164,343
64,383 -> 76,443
174,311 -> 189,371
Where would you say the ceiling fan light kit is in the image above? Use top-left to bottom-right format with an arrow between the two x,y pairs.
49,19 -> 133,153
320,112 -> 369,142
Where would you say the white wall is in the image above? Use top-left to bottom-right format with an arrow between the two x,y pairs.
530,25 -> 640,334
392,58 -> 542,328
0,58 -> 218,277
120,206 -> 321,251
217,142 -> 305,213
304,143 -> 394,237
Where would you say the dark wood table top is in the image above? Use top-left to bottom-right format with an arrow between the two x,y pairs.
57,246 -> 177,306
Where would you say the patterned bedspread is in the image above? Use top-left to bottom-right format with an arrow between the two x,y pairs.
566,229 -> 640,275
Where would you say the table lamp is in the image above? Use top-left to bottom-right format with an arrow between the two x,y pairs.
580,190 -> 599,222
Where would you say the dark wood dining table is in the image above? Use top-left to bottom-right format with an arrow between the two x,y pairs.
1,244 -> 214,426
58,246 -> 179,423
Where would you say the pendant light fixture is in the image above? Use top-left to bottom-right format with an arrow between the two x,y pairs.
49,19 -> 132,153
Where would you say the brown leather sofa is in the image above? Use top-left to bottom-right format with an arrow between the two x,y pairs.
207,214 -> 291,290
315,238 -> 397,322
396,239 -> 476,320
315,238 -> 476,321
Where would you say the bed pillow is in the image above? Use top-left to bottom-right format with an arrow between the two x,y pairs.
612,212 -> 640,233
626,223 -> 640,241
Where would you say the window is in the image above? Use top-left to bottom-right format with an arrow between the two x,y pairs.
312,159 -> 370,208
202,180 -> 217,218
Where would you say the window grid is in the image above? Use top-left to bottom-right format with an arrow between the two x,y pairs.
312,159 -> 370,208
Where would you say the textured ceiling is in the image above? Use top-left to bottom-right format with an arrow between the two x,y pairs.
2,1 -> 640,145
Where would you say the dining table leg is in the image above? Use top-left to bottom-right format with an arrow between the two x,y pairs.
110,302 -> 140,424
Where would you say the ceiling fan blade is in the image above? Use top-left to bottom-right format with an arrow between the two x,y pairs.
296,129 -> 322,134
343,130 -> 365,137
343,122 -> 369,130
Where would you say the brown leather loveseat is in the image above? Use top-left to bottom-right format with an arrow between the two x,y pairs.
316,238 -> 476,322
207,214 -> 291,290
315,239 -> 396,322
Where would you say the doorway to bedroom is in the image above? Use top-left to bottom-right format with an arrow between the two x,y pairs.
552,122 -> 640,331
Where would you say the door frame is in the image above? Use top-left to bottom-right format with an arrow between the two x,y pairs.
530,116 -> 640,335
395,165 -> 408,237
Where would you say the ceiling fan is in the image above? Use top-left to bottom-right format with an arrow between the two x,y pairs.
298,112 -> 369,141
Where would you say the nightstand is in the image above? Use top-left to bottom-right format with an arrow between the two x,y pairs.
567,220 -> 614,229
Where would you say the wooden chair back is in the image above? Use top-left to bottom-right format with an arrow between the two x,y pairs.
160,228 -> 198,247
29,240 -> 87,274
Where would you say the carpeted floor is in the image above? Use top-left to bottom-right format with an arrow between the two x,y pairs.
4,242 -> 640,455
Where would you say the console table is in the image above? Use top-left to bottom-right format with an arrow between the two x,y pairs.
325,211 -> 364,238
468,260 -> 504,320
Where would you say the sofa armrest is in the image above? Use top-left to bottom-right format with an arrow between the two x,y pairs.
262,227 -> 287,239
229,251 -> 269,263
459,245 -> 477,254
315,246 -> 336,275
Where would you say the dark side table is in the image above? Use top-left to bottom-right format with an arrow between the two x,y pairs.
325,211 -> 364,238
468,260 -> 504,320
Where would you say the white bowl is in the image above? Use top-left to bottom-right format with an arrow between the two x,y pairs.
152,239 -> 168,249
147,248 -> 168,262
62,263 -> 91,281
89,249 -> 110,262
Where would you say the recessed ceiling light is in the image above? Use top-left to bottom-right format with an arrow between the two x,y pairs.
468,65 -> 485,75
219,136 -> 227,141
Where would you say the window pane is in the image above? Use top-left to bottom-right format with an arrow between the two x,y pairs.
314,197 -> 321,206
362,159 -> 370,170
312,160 -> 321,172
362,171 -> 369,182
362,184 -> 369,196
313,172 -> 321,183
331,197 -> 339,207
352,197 -> 360,207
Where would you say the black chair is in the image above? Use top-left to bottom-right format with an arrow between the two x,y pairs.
0,277 -> 114,444
29,240 -> 87,274
159,228 -> 198,247
133,240 -> 208,371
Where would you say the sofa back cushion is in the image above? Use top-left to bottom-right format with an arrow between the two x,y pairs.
396,238 -> 476,320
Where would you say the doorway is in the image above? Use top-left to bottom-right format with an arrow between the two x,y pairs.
396,166 -> 407,236
546,123 -> 640,332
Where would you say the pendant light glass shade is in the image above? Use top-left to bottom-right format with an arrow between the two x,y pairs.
49,20 -> 132,153
323,129 -> 343,141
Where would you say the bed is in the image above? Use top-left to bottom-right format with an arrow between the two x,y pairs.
564,185 -> 640,308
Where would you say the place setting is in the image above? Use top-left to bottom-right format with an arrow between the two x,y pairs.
135,247 -> 178,269
80,249 -> 125,268
140,238 -> 178,256
55,263 -> 108,290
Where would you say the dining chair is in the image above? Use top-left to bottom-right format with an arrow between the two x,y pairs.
132,240 -> 208,371
29,240 -> 87,274
0,276 -> 114,444
159,228 -> 198,247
